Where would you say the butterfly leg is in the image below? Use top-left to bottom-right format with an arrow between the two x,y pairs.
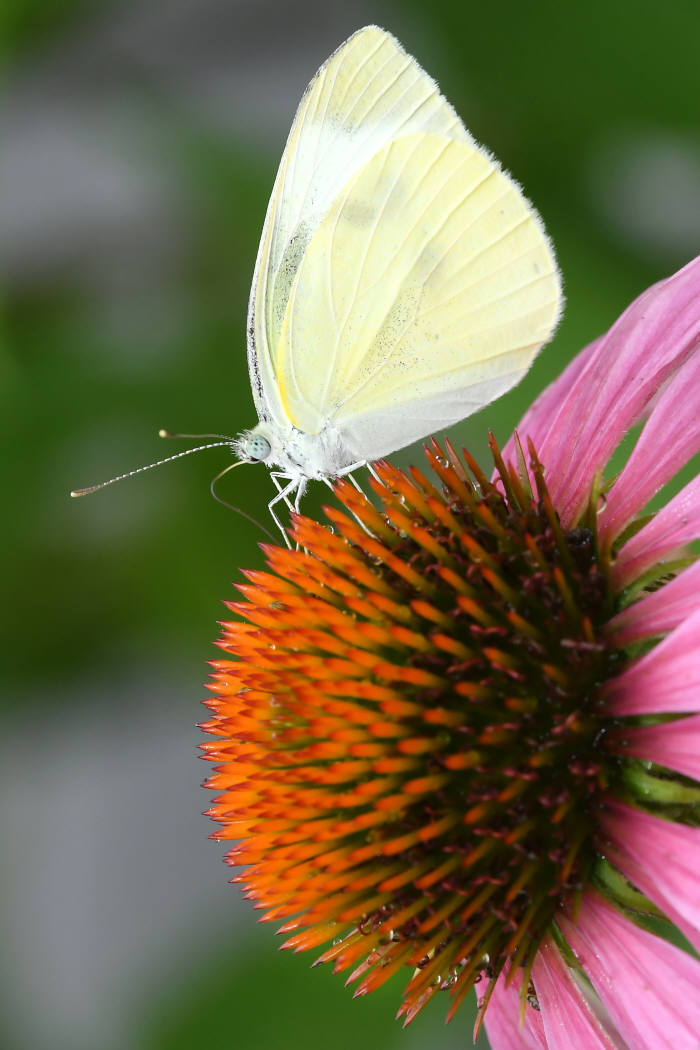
270,472 -> 298,511
335,460 -> 369,492
288,479 -> 309,550
272,471 -> 306,546
329,461 -> 380,538
293,478 -> 307,514
336,460 -> 384,496
366,461 -> 383,486
267,475 -> 299,548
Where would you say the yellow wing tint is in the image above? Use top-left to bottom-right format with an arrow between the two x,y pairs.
274,133 -> 561,437
247,26 -> 471,426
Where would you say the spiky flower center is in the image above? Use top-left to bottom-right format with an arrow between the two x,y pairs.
203,439 -> 617,1022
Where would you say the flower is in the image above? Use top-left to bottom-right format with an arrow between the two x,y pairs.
201,257 -> 700,1049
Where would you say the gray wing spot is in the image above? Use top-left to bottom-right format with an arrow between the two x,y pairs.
269,221 -> 313,347
342,197 -> 376,229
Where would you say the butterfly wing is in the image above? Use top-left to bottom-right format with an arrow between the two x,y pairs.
273,131 -> 562,458
247,25 -> 472,428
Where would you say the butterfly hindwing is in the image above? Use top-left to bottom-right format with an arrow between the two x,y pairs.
273,132 -> 561,455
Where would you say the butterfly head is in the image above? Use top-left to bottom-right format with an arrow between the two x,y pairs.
235,422 -> 350,482
236,426 -> 273,464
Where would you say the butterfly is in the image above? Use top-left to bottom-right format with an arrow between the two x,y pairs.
72,26 -> 561,541
235,25 -> 562,536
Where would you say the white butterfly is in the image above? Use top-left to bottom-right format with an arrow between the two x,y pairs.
72,26 -> 561,539
235,25 -> 562,537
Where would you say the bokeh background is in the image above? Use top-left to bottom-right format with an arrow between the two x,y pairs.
2,1 -> 699,1048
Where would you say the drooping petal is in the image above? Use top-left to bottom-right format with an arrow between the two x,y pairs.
531,938 -> 624,1050
606,559 -> 700,646
611,474 -> 700,591
484,970 -> 548,1050
602,606 -> 700,715
599,348 -> 700,544
607,712 -> 700,782
597,800 -> 700,952
503,256 -> 700,528
560,891 -> 700,1050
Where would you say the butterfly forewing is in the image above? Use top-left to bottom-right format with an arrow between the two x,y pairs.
247,25 -> 473,427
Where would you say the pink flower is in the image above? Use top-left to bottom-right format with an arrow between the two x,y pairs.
485,255 -> 700,1050
202,257 -> 700,1049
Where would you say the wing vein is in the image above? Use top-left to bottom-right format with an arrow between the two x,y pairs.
420,224 -> 548,318
330,137 -> 454,396
338,334 -> 543,415
319,142 -> 407,409
333,156 -> 497,401
428,270 -> 556,328
345,163 -> 500,328
297,37 -> 389,231
336,34 -> 387,116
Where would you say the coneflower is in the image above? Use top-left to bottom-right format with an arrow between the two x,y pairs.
201,257 -> 700,1050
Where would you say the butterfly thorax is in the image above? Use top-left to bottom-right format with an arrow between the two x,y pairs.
236,422 -> 353,481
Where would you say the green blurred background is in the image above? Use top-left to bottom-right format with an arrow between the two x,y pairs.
1,1 -> 698,1048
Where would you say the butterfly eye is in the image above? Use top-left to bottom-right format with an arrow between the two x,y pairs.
245,434 -> 272,462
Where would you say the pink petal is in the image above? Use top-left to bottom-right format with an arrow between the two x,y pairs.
606,559 -> 700,646
612,474 -> 700,590
560,890 -> 700,1050
602,606 -> 700,715
607,712 -> 700,782
484,970 -> 548,1050
597,800 -> 700,953
599,347 -> 700,544
531,938 -> 623,1050
504,256 -> 700,529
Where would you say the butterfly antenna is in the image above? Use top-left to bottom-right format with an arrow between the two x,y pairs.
209,461 -> 277,543
158,429 -> 236,441
70,440 -> 235,497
